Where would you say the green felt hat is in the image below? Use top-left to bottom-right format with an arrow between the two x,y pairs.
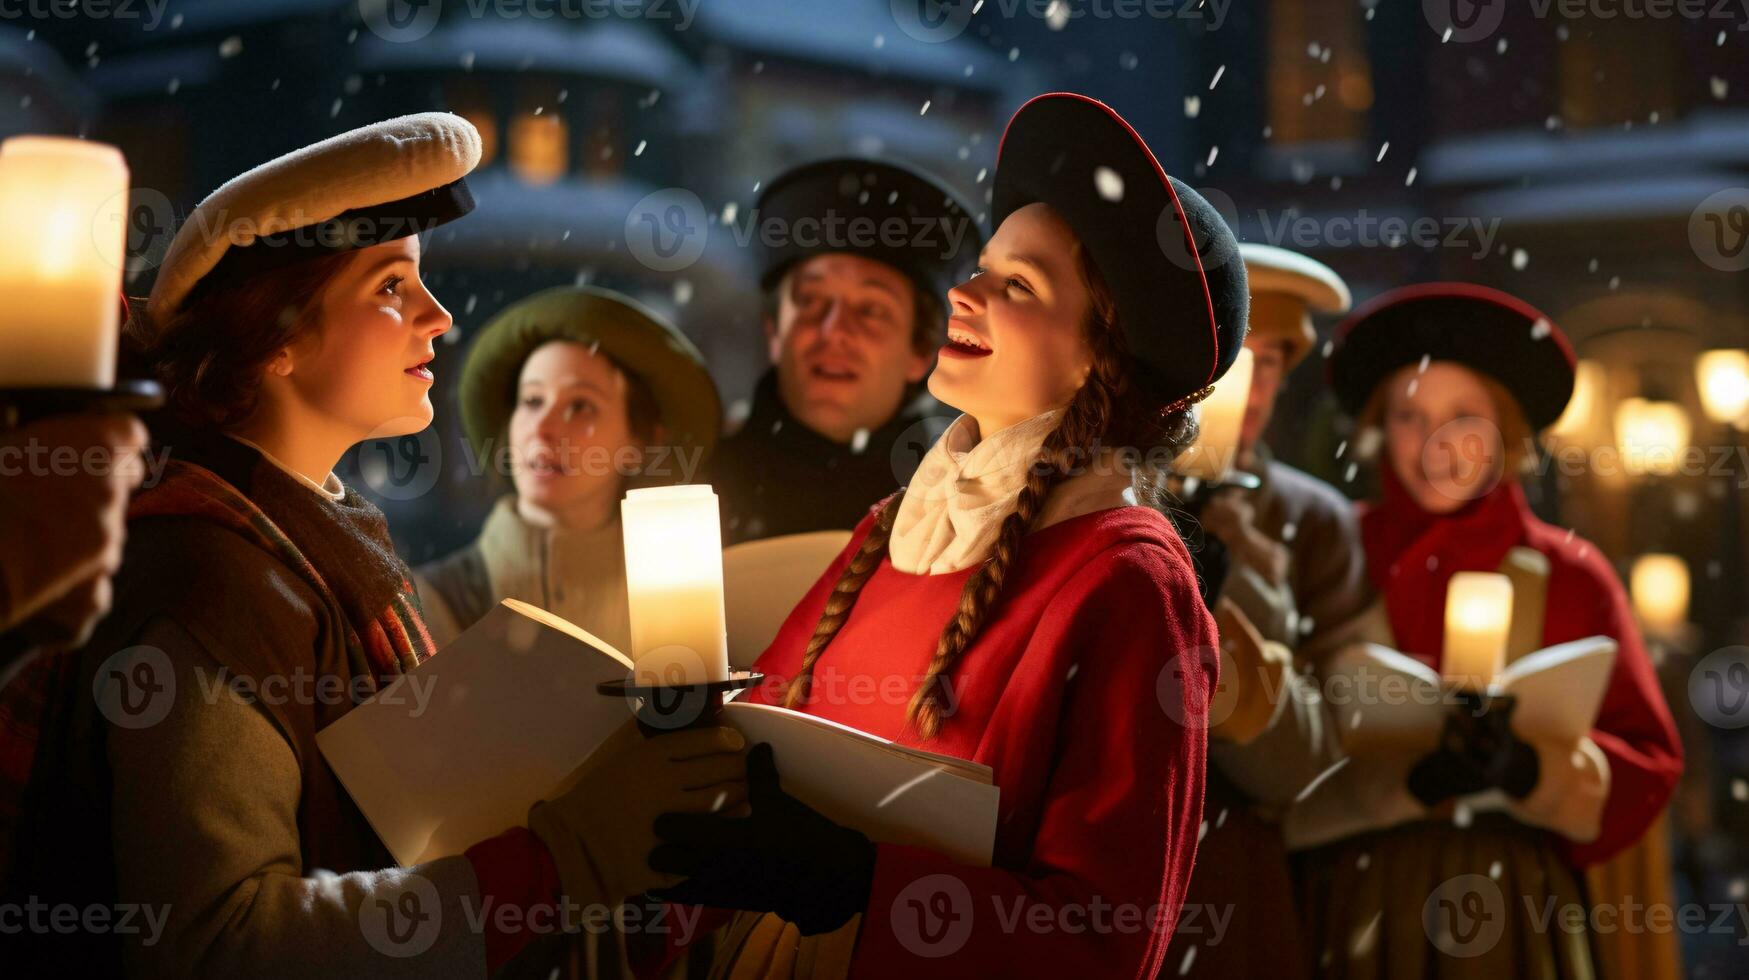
459,285 -> 721,465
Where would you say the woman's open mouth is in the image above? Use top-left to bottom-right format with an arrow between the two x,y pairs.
405,359 -> 434,382
941,327 -> 992,359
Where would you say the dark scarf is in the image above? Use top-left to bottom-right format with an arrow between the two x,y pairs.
129,431 -> 434,696
1358,463 -> 1533,667
714,369 -> 939,543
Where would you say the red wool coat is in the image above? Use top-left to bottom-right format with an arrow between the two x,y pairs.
696,502 -> 1218,979
1360,470 -> 1683,867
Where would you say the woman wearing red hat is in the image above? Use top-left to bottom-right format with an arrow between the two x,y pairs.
627,93 -> 1242,978
1290,284 -> 1683,978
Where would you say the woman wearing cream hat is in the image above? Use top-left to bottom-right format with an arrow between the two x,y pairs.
1163,242 -> 1374,979
416,284 -> 721,652
5,114 -> 746,979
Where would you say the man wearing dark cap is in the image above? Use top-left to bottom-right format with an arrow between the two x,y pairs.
709,158 -> 981,544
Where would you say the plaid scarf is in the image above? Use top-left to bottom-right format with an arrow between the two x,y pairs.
1,454 -> 433,883
127,458 -> 435,682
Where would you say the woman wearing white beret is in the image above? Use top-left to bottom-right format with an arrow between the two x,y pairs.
3,114 -> 745,979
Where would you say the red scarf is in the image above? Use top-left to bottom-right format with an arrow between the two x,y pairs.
1357,465 -> 1532,668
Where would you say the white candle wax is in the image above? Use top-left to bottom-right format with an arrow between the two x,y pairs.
1176,347 -> 1254,481
1443,571 -> 1515,693
0,136 -> 130,389
621,484 -> 730,686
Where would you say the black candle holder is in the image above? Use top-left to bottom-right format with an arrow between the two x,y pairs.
598,669 -> 764,737
0,379 -> 163,430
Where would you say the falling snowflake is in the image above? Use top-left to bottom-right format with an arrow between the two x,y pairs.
1094,166 -> 1125,203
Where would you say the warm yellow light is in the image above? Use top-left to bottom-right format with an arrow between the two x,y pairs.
621,485 -> 730,686
1630,553 -> 1690,635
1176,347 -> 1254,481
1615,398 -> 1691,477
1696,349 -> 1749,427
510,112 -> 567,186
0,135 -> 129,388
1548,358 -> 1606,441
1443,572 -> 1514,692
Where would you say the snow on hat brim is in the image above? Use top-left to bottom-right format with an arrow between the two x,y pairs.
146,112 -> 482,322
991,93 -> 1247,411
1328,282 -> 1577,431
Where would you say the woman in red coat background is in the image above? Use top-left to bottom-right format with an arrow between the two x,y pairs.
1290,284 -> 1683,979
636,92 -> 1246,978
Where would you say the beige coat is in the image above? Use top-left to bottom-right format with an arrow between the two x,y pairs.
416,495 -> 633,654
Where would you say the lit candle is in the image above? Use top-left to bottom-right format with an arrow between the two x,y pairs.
0,136 -> 129,389
621,484 -> 730,686
1176,346 -> 1255,481
1443,572 -> 1514,692
1630,553 -> 1690,637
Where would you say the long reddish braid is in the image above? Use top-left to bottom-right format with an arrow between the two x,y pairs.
783,247 -> 1197,739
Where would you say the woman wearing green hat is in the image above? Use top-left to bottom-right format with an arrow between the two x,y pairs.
416,285 -> 722,653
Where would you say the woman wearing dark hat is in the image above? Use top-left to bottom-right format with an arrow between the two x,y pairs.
5,115 -> 748,979
625,93 -> 1239,978
415,285 -> 721,651
1288,284 -> 1682,979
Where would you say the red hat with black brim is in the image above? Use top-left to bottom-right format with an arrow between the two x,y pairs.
991,92 -> 1248,412
1328,282 -> 1577,430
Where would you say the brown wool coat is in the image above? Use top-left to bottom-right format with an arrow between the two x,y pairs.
9,449 -> 489,979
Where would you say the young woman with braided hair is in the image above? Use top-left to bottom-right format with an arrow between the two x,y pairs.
636,93 -> 1249,979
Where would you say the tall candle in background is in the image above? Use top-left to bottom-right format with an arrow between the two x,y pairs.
1176,347 -> 1254,481
0,136 -> 129,388
621,485 -> 730,686
1443,572 -> 1514,692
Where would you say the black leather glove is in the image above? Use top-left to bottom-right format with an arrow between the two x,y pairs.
649,742 -> 876,936
1408,695 -> 1540,806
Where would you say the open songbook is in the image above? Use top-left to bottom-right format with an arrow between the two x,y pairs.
317,598 -> 1000,869
1282,635 -> 1617,850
